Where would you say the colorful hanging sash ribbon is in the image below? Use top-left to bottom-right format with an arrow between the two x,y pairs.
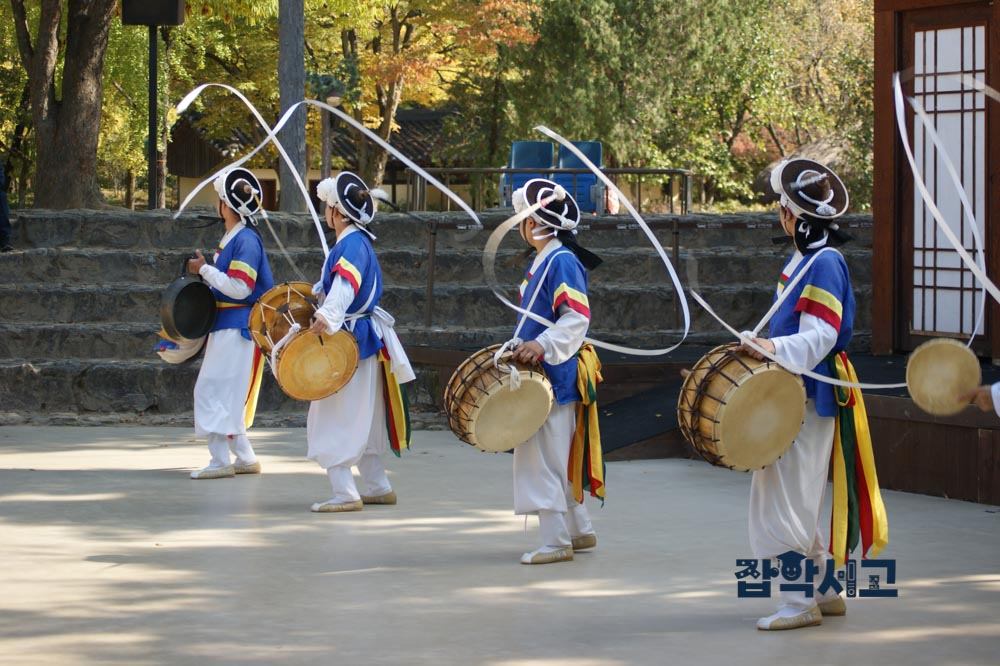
379,347 -> 411,457
828,352 -> 889,567
569,343 -> 605,504
243,346 -> 265,430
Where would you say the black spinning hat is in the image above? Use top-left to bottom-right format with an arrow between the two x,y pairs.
517,178 -> 580,231
316,172 -> 376,226
770,159 -> 849,219
214,167 -> 263,221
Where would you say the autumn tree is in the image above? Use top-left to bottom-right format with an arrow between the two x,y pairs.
307,0 -> 538,187
10,0 -> 119,208
0,2 -> 32,206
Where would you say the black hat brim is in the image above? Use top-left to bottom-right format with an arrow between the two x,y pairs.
523,178 -> 580,229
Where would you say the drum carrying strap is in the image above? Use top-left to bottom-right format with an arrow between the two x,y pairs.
494,248 -> 574,390
268,322 -> 301,378
828,352 -> 889,568
343,275 -> 380,331
569,343 -> 605,504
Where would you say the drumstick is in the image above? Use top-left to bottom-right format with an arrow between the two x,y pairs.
680,368 -> 691,378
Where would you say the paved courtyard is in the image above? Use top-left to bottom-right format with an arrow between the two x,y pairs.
1,426 -> 998,665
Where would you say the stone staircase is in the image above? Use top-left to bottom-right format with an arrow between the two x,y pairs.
0,208 -> 872,429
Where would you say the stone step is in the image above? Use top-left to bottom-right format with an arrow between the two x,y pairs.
0,282 -> 797,333
0,321 -> 875,423
0,318 -> 761,362
9,208 -> 872,253
0,244 -> 866,288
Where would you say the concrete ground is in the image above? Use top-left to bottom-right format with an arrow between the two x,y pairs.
0,426 -> 998,666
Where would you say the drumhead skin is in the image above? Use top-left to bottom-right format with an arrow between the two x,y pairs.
716,366 -> 806,471
444,344 -> 553,451
907,338 -> 981,416
677,344 -> 806,471
275,330 -> 359,401
249,281 -> 315,353
471,375 -> 553,452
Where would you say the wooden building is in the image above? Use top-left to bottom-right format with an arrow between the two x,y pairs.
167,108 -> 459,211
869,0 -> 1000,505
873,0 -> 999,357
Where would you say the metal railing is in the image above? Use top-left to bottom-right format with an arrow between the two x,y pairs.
405,167 -> 693,215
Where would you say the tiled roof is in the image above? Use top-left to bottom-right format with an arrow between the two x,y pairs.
328,108 -> 461,170
168,108 -> 463,178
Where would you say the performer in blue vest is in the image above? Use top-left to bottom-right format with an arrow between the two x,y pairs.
740,159 -> 887,630
306,172 -> 414,513
187,168 -> 274,479
508,178 -> 605,565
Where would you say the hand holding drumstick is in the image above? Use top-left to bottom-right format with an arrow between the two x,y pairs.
310,312 -> 330,335
512,340 -> 545,364
959,384 -> 996,413
187,249 -> 207,274
734,336 -> 776,361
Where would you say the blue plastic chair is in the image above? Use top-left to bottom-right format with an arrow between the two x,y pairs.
499,141 -> 554,206
553,141 -> 603,213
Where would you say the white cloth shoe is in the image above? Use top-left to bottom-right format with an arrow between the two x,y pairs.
190,465 -> 235,480
520,546 -> 574,565
571,533 -> 597,551
233,460 -> 261,475
818,596 -> 846,616
310,499 -> 364,513
756,605 -> 822,631
360,491 -> 397,505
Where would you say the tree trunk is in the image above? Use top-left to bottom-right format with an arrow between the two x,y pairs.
369,77 -> 403,188
12,0 -> 117,209
156,26 -> 175,210
354,111 -> 370,182
321,109 -> 332,179
126,169 -> 136,210
277,0 -> 306,212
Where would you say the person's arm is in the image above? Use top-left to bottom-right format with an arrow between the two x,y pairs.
198,263 -> 252,300
532,305 -> 589,365
771,312 -> 839,370
310,276 -> 354,334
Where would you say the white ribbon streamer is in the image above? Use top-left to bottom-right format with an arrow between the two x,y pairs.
690,290 -> 907,390
173,83 -> 330,256
893,72 -> 991,344
535,126 -> 691,354
482,126 -> 692,357
750,248 -> 836,336
300,98 -> 483,232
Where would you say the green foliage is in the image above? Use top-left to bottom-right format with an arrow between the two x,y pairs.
99,19 -> 152,194
0,2 -> 33,203
1,0 -> 877,210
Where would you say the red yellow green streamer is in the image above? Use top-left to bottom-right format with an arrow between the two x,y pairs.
243,346 -> 265,430
829,352 -> 889,567
379,347 -> 411,457
569,344 -> 605,504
